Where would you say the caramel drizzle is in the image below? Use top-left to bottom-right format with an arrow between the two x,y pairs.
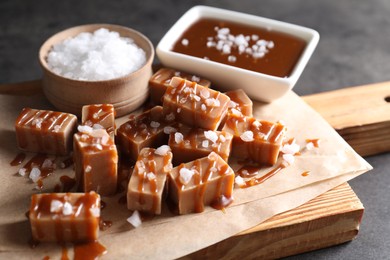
239,164 -> 286,188
84,104 -> 115,136
10,152 -> 26,166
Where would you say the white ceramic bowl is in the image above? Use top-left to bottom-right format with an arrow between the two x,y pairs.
156,6 -> 319,102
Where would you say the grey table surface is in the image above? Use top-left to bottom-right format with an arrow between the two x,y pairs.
1,0 -> 389,259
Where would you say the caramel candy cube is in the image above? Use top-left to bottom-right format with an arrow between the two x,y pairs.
149,68 -> 211,104
222,114 -> 286,165
82,104 -> 115,139
29,192 -> 100,242
169,126 -> 233,165
162,77 -> 230,131
74,126 -> 118,195
225,89 -> 253,117
15,108 -> 77,155
168,152 -> 235,214
127,146 -> 173,214
117,106 -> 175,162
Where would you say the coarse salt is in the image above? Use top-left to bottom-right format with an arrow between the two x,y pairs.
204,130 -> 218,143
127,210 -> 142,228
282,153 -> 295,165
181,38 -> 189,46
163,126 -> 177,134
174,132 -> 184,144
155,145 -> 171,156
202,140 -> 209,148
29,167 -> 41,183
78,125 -> 93,134
62,202 -> 73,215
240,131 -> 254,142
281,143 -> 300,155
146,172 -> 156,181
179,168 -> 195,185
50,200 -> 63,213
150,121 -> 160,128
47,28 -> 146,81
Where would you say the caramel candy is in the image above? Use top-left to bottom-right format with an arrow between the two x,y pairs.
149,68 -> 211,104
222,114 -> 286,165
225,89 -> 253,117
168,152 -> 235,214
168,126 -> 233,165
73,126 -> 118,195
117,106 -> 175,162
127,146 -> 173,214
162,77 -> 230,131
15,108 -> 77,155
29,192 -> 100,242
82,104 -> 115,139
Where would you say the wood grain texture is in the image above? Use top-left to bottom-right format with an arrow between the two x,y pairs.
184,183 -> 363,260
304,81 -> 390,156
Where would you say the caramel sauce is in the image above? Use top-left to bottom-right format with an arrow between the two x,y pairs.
210,195 -> 234,210
10,152 -> 26,166
60,157 -> 73,169
172,18 -> 306,78
19,154 -> 56,189
301,171 -> 310,177
43,255 -> 50,260
239,164 -> 286,188
306,138 -> 321,148
73,241 -> 107,260
60,175 -> 76,192
61,245 -> 69,260
237,165 -> 263,178
99,219 -> 112,231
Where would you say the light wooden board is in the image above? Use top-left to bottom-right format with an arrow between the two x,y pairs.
304,81 -> 390,156
1,80 -> 385,259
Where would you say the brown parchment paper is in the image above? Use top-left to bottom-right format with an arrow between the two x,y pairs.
0,91 -> 372,259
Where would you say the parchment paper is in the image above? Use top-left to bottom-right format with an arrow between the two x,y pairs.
0,91 -> 372,259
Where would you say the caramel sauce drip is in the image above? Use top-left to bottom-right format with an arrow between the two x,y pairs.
10,152 -> 26,166
237,165 -> 263,178
60,175 -> 76,192
172,18 -> 306,77
73,241 -> 107,260
306,138 -> 321,148
301,171 -> 310,177
239,164 -> 286,188
60,157 -> 73,169
99,219 -> 112,231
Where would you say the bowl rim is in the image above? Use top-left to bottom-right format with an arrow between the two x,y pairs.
156,5 -> 319,84
39,23 -> 155,85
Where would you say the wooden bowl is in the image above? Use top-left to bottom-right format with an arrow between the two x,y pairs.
39,24 -> 154,117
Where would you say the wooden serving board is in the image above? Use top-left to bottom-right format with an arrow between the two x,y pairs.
1,80 -> 388,259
